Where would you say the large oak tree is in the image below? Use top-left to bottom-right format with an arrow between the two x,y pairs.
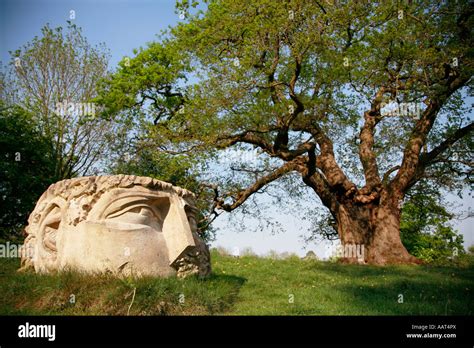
99,0 -> 474,264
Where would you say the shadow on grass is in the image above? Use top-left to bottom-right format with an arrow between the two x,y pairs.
305,258 -> 474,279
103,272 -> 248,315
331,279 -> 473,315
207,273 -> 247,285
303,260 -> 474,315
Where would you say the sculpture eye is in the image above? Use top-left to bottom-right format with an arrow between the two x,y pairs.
94,194 -> 170,232
104,204 -> 163,231
41,205 -> 61,254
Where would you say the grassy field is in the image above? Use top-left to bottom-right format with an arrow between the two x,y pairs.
0,250 -> 473,315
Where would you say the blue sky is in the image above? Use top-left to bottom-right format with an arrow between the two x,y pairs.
1,0 -> 472,257
1,0 -> 178,67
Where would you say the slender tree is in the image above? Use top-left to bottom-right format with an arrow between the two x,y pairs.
3,23 -> 117,179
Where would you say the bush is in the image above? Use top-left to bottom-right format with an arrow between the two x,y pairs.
0,103 -> 58,240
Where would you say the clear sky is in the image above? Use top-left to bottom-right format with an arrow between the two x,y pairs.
0,0 -> 178,67
1,0 -> 472,257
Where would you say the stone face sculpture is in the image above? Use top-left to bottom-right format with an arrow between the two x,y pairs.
19,175 -> 211,278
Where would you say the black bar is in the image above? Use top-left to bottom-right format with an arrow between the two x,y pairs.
0,316 -> 472,346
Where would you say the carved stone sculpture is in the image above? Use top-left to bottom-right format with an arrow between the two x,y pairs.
19,175 -> 211,278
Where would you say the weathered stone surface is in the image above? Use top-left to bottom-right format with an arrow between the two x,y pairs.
19,175 -> 211,278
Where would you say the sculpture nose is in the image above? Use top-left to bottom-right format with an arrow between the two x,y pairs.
162,196 -> 196,266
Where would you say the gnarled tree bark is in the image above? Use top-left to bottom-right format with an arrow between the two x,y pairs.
330,190 -> 420,265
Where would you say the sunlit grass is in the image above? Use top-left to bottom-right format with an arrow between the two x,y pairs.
0,251 -> 472,315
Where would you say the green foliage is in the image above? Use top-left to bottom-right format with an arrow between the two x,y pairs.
99,0 -> 473,202
400,181 -> 465,263
4,23 -> 112,179
112,149 -> 199,191
0,103 -> 58,240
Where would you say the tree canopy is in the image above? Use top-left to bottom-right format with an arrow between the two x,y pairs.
99,0 -> 473,264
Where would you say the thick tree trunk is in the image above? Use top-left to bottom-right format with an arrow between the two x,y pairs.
334,192 -> 421,265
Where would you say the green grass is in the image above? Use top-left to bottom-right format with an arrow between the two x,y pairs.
1,251 -> 473,315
